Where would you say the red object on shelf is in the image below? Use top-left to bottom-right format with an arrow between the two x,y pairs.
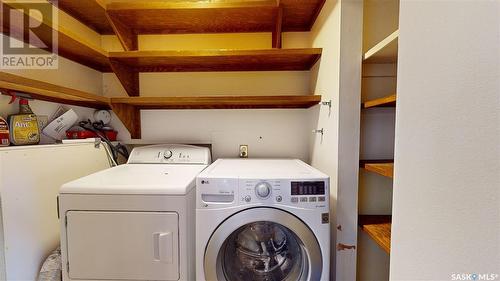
66,130 -> 118,141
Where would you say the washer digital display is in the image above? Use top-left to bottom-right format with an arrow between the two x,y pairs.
291,181 -> 325,195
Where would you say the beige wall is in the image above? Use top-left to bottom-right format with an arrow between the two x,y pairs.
391,1 -> 500,279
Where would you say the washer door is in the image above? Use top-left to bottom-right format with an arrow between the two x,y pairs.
204,208 -> 322,281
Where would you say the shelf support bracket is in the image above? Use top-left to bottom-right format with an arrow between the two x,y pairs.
105,12 -> 138,51
109,59 -> 140,97
272,5 -> 283,49
110,103 -> 141,139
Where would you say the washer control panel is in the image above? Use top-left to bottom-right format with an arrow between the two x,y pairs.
238,179 -> 328,207
197,177 -> 328,209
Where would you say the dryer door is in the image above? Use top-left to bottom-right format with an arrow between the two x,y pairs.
204,208 -> 322,281
65,211 -> 179,281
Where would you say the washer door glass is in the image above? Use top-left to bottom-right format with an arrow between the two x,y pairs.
204,208 -> 323,281
221,221 -> 306,281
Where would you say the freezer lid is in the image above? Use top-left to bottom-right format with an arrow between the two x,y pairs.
60,164 -> 207,195
65,211 -> 179,281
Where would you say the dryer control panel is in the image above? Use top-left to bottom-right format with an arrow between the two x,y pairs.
128,144 -> 211,164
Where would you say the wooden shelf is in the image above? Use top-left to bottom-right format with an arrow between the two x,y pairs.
109,49 -> 322,72
359,215 -> 392,254
111,95 -> 321,109
107,1 -> 277,35
0,72 -> 110,109
110,95 -> 321,139
363,30 -> 399,64
50,0 -> 114,34
0,73 -> 320,139
109,48 -> 322,96
105,0 -> 325,34
1,2 -> 110,72
360,160 -> 394,178
362,94 -> 396,108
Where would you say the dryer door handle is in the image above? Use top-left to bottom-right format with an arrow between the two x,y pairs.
153,232 -> 173,263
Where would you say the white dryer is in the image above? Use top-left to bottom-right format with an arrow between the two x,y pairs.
59,144 -> 211,281
196,159 -> 330,281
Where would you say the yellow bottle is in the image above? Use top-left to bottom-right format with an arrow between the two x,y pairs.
8,98 -> 40,145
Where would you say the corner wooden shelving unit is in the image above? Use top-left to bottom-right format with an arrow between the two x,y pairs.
2,1 -> 326,139
0,2 -> 110,72
358,215 -> 392,253
358,3 -> 399,271
0,72 -> 110,109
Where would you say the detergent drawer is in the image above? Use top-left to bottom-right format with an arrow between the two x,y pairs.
65,211 -> 179,281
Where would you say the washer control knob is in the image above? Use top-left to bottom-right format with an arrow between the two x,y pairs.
244,195 -> 251,202
255,182 -> 271,199
164,150 -> 173,159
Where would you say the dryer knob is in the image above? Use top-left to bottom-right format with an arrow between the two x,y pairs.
255,182 -> 271,199
164,150 -> 173,159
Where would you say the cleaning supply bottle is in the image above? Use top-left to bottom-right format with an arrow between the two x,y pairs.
8,98 -> 40,145
0,116 -> 9,146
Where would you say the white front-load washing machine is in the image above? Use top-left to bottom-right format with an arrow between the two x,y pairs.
196,159 -> 330,281
59,144 -> 211,281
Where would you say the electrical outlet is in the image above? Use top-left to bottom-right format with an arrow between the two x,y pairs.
239,145 -> 248,158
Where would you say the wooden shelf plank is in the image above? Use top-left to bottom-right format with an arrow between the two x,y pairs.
110,95 -> 321,110
105,0 -> 325,35
110,95 -> 321,138
108,49 -> 322,72
363,30 -> 399,64
362,94 -> 396,108
49,0 -> 114,34
107,1 -> 277,35
359,215 -> 392,254
0,72 -> 110,109
1,2 -> 110,72
360,160 -> 394,178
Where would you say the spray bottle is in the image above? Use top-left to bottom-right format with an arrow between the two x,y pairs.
7,92 -> 40,145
